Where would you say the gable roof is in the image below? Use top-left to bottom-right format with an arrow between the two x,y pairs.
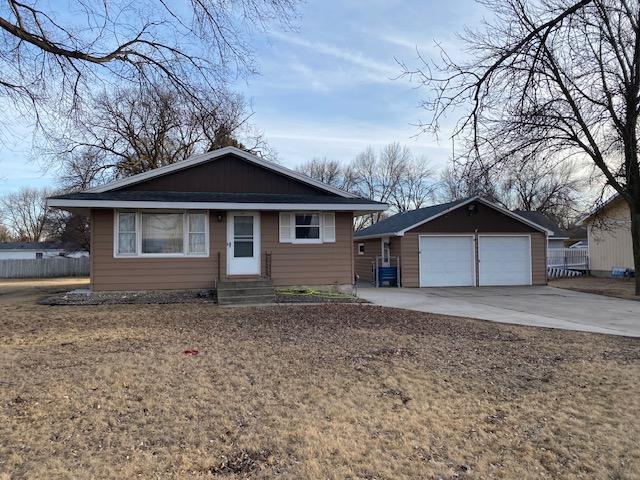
354,196 -> 553,239
513,210 -> 569,239
578,194 -> 625,225
87,146 -> 358,198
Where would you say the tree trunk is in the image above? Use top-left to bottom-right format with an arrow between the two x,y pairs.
631,202 -> 640,296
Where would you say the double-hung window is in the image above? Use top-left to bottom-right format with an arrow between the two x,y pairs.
294,213 -> 320,241
279,212 -> 335,243
115,210 -> 208,257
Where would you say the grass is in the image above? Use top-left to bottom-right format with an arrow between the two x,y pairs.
550,276 -> 638,301
275,287 -> 355,298
1,280 -> 640,479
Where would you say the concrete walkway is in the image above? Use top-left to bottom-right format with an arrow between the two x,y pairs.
357,286 -> 640,337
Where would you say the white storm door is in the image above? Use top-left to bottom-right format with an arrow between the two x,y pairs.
478,235 -> 531,286
227,212 -> 261,275
419,235 -> 475,287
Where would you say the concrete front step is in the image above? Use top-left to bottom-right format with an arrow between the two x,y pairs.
218,294 -> 275,305
218,279 -> 273,289
217,286 -> 275,297
217,278 -> 275,305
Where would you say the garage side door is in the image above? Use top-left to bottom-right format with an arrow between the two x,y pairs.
478,236 -> 531,286
419,236 -> 475,287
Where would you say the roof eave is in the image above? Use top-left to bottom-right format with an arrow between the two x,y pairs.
46,198 -> 387,212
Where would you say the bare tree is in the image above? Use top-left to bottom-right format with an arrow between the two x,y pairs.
438,153 -> 585,227
0,0 -> 298,131
437,163 -> 500,203
389,155 -> 436,212
402,0 -> 640,294
1,188 -> 52,241
47,84 -> 263,189
0,221 -> 11,242
295,157 -> 356,191
350,143 -> 435,227
499,155 -> 586,226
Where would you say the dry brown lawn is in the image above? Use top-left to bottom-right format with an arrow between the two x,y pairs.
1,281 -> 640,479
551,276 -> 637,301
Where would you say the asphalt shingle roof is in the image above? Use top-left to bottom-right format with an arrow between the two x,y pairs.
50,191 -> 383,205
513,210 -> 568,238
354,198 -> 470,238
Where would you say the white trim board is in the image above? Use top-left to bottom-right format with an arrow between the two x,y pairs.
85,146 -> 358,199
47,198 -> 386,213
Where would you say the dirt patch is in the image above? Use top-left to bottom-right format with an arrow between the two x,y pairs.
1,283 -> 639,479
551,276 -> 638,301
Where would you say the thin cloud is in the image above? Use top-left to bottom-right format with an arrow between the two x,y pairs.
269,31 -> 398,78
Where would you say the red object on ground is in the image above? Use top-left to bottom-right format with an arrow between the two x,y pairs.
183,349 -> 199,356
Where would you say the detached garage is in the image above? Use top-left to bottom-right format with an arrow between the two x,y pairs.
354,196 -> 551,287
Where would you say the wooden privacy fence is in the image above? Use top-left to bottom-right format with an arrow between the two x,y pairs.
0,257 -> 90,279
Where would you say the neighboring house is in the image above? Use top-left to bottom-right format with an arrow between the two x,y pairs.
0,242 -> 65,260
580,195 -> 634,276
566,226 -> 588,249
47,146 -> 386,291
354,197 -> 552,287
514,210 -> 569,249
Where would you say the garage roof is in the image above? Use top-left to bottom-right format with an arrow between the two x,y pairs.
513,211 -> 569,239
354,196 -> 553,239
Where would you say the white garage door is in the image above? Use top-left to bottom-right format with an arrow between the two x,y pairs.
478,236 -> 531,286
419,236 -> 475,287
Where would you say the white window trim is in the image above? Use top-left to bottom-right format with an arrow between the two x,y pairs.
113,210 -> 209,258
357,243 -> 365,255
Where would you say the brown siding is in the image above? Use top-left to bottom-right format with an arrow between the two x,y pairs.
117,154 -> 334,196
354,238 -> 379,283
91,208 -> 353,291
401,234 -> 420,287
91,209 -> 223,291
262,212 -> 353,287
531,232 -> 547,285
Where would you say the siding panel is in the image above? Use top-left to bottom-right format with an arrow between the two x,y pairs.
587,200 -> 633,273
91,209 -> 354,290
117,154 -> 333,196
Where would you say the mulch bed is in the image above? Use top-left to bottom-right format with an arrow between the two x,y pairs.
40,289 -> 367,306
39,289 -> 216,306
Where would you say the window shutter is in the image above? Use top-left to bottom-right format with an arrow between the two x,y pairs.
279,212 -> 293,242
323,212 -> 336,243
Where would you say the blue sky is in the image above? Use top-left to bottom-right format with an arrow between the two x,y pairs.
0,0 -> 484,193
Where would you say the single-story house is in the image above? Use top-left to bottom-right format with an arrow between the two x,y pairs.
580,195 -> 634,276
0,242 -> 65,259
47,146 -> 386,291
354,197 -> 552,287
514,210 -> 569,249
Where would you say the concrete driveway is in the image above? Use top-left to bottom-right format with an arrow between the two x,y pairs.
357,286 -> 640,337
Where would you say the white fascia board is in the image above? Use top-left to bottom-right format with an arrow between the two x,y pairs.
353,232 -> 402,240
47,198 -> 387,212
86,146 -> 358,198
577,194 -> 622,225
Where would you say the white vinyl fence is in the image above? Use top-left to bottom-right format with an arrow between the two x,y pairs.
547,248 -> 588,269
0,257 -> 90,279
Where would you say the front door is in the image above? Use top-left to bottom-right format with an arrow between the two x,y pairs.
227,212 -> 261,276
